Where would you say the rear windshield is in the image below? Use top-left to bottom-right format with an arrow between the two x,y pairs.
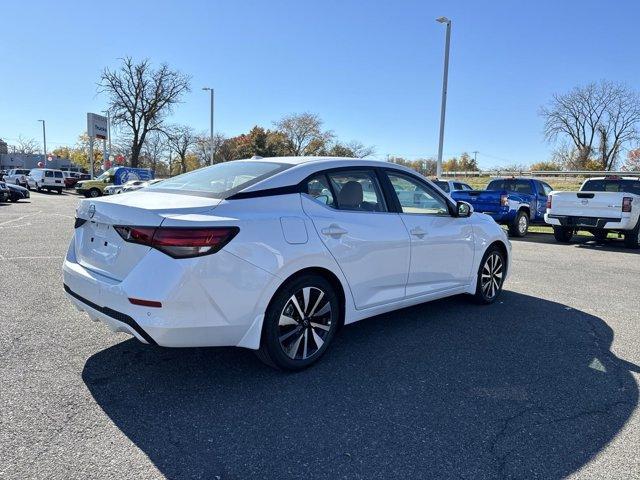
581,179 -> 640,195
487,179 -> 532,194
434,180 -> 450,192
147,161 -> 291,198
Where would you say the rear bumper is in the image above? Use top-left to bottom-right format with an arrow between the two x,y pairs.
62,239 -> 278,348
545,214 -> 632,230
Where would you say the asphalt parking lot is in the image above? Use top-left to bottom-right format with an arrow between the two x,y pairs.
0,192 -> 638,480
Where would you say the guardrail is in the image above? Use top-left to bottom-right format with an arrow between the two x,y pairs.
439,170 -> 640,178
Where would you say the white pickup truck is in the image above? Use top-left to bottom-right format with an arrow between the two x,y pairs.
545,176 -> 640,248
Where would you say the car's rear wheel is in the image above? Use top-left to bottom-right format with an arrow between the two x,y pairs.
473,246 -> 506,304
508,210 -> 529,237
257,274 -> 339,370
623,223 -> 640,249
553,226 -> 573,243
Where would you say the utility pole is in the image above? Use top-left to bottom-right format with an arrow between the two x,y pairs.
37,120 -> 47,167
473,151 -> 478,163
435,16 -> 452,178
202,87 -> 215,166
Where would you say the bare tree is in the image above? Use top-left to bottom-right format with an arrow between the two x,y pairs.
99,57 -> 191,167
166,125 -> 197,174
141,131 -> 169,172
13,135 -> 41,154
274,112 -> 334,156
540,81 -> 640,170
195,132 -> 228,165
345,140 -> 375,158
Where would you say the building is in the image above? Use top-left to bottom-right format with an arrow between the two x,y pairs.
0,138 -> 8,154
0,151 -> 83,172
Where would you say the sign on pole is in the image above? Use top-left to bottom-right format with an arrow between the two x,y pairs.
87,113 -> 108,179
87,113 -> 108,140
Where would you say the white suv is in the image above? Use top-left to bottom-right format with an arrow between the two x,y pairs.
29,168 -> 65,194
4,169 -> 31,188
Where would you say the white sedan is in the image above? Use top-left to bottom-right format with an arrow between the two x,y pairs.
63,157 -> 511,370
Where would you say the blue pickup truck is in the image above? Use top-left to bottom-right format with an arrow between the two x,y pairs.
450,177 -> 553,237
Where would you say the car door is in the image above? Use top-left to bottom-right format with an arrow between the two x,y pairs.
301,169 -> 411,310
383,170 -> 475,297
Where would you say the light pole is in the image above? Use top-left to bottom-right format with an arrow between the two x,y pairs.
37,120 -> 47,168
202,87 -> 215,166
435,16 -> 451,178
103,110 -> 112,161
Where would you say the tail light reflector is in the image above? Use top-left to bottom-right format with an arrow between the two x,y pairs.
622,197 -> 632,213
546,195 -> 552,209
128,297 -> 162,308
114,226 -> 239,258
500,194 -> 509,207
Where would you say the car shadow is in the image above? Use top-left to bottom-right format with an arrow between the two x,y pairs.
511,231 -> 640,254
82,292 -> 638,479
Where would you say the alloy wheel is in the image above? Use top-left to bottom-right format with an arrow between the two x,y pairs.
518,215 -> 528,235
278,286 -> 333,360
481,252 -> 504,300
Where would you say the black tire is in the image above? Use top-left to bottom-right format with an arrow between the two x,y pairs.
473,245 -> 506,304
56,188 -> 62,194
508,210 -> 529,237
623,222 -> 640,249
256,274 -> 340,371
592,229 -> 608,242
553,226 -> 574,243
36,183 -> 42,192
88,188 -> 101,198
10,197 -> 18,203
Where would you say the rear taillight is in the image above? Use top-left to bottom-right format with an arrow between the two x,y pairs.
114,226 -> 239,258
622,197 -> 633,213
546,195 -> 552,209
500,194 -> 509,207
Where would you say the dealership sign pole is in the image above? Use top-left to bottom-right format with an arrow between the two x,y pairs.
87,113 -> 108,179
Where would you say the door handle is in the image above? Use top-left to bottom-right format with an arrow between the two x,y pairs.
321,224 -> 348,237
410,226 -> 427,238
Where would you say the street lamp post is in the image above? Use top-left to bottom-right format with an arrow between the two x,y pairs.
435,16 -> 452,178
202,87 -> 215,166
37,120 -> 47,167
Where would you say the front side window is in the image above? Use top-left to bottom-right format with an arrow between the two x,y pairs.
387,172 -> 449,215
147,161 -> 291,198
326,170 -> 386,212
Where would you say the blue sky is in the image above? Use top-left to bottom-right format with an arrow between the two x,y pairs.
1,0 -> 639,168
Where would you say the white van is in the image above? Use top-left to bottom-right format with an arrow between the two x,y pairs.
29,169 -> 65,194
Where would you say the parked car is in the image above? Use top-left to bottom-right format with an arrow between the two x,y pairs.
63,157 -> 510,370
451,177 -> 552,237
29,168 -> 65,194
545,176 -> 640,248
103,184 -> 124,195
433,179 -> 473,193
120,180 -> 149,193
4,168 -> 31,188
5,182 -> 30,202
62,171 -> 79,189
0,170 -> 6,181
0,181 -> 10,202
74,173 -> 91,180
75,167 -> 155,198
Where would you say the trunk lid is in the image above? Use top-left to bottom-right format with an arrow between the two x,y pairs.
74,191 -> 221,280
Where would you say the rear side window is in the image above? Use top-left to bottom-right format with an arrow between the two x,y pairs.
45,171 -> 53,178
582,179 -> 640,195
147,161 -> 291,198
434,180 -> 450,192
327,170 -> 387,212
305,174 -> 335,207
54,171 -> 63,178
487,180 -> 504,191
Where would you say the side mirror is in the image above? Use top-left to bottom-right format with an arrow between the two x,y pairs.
456,201 -> 473,217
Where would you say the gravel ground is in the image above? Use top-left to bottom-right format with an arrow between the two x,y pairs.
0,192 -> 638,480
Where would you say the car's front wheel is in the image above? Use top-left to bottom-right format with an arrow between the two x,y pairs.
473,246 -> 506,304
257,274 -> 339,370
